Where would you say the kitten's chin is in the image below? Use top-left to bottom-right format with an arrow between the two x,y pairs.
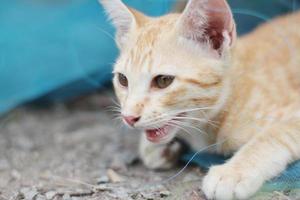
145,125 -> 177,144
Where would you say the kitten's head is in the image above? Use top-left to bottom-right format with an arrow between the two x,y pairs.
101,0 -> 236,144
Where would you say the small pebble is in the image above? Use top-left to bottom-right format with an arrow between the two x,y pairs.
45,191 -> 57,200
159,190 -> 171,198
62,194 -> 71,200
20,188 -> 38,200
141,192 -> 155,200
130,193 -> 139,199
107,169 -> 123,183
97,175 -> 109,184
35,194 -> 46,200
94,185 -> 112,192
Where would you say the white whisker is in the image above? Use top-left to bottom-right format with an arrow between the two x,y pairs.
173,116 -> 219,129
140,106 -> 214,125
167,121 -> 193,137
173,120 -> 209,136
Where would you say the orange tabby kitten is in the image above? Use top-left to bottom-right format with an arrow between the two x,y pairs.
100,0 -> 300,199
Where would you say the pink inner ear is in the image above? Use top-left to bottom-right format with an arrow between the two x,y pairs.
181,0 -> 235,52
205,15 -> 225,50
204,0 -> 234,50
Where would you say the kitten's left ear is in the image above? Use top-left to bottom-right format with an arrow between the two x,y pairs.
99,0 -> 146,48
177,0 -> 236,56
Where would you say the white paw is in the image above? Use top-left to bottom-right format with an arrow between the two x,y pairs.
140,141 -> 182,170
202,164 -> 264,200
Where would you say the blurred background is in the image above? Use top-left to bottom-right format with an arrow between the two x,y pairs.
0,1 -> 300,199
1,0 -> 300,115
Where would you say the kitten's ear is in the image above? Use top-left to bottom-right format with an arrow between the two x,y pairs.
99,0 -> 145,48
177,0 -> 236,56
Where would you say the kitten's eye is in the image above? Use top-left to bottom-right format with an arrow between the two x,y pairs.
152,75 -> 175,89
118,73 -> 128,87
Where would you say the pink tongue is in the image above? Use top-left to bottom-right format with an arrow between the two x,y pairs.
146,129 -> 160,138
146,126 -> 168,142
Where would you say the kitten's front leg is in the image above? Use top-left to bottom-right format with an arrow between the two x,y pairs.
202,124 -> 300,200
139,133 -> 184,170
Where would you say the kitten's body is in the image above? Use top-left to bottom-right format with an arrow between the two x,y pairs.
209,12 -> 300,153
100,0 -> 300,199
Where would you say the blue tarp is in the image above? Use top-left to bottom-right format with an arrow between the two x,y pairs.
182,151 -> 300,192
0,0 -> 299,114
0,0 -> 177,114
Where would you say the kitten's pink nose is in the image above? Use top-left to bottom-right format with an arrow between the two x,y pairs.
123,115 -> 141,126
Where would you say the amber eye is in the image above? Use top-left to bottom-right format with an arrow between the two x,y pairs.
118,73 -> 128,87
152,75 -> 175,89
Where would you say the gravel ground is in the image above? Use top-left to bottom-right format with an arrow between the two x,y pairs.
0,93 -> 297,200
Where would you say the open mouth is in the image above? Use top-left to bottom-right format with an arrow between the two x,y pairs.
145,125 -> 173,143
144,113 -> 186,143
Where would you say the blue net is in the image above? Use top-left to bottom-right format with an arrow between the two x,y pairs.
182,151 -> 300,192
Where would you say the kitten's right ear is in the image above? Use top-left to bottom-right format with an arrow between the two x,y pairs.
99,0 -> 145,48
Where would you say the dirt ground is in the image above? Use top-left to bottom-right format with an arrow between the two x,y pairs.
0,93 -> 297,200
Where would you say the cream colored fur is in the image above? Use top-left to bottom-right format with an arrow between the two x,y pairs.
100,0 -> 300,199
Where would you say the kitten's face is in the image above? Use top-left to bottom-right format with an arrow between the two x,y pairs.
101,0 -> 236,144
113,16 -> 227,143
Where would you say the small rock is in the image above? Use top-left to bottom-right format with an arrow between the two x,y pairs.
107,169 -> 123,183
20,187 -> 38,200
159,190 -> 171,198
130,193 -> 139,199
62,194 -> 71,200
45,191 -> 57,200
97,175 -> 109,184
107,188 -> 129,199
69,189 -> 93,197
94,185 -> 112,192
35,194 -> 46,200
141,192 -> 155,200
